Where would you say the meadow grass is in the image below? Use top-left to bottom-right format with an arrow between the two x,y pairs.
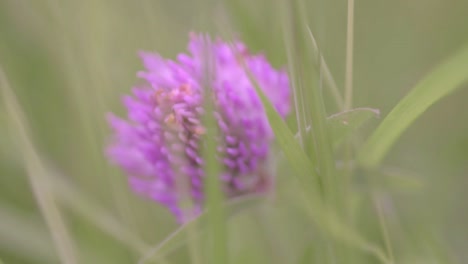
1,0 -> 468,263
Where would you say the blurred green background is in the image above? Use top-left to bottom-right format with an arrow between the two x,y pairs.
0,0 -> 467,263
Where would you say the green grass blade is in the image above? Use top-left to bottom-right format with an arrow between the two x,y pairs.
327,107 -> 380,148
0,202 -> 57,263
358,44 -> 468,168
343,0 -> 355,111
279,0 -> 308,149
290,0 -> 340,209
305,26 -> 344,109
48,170 -> 151,255
201,37 -> 226,264
375,166 -> 424,193
248,70 -> 321,195
245,65 -> 391,263
373,195 -> 395,263
0,68 -> 78,264
137,195 -> 263,264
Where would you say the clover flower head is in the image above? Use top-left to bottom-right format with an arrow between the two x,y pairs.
107,33 -> 290,222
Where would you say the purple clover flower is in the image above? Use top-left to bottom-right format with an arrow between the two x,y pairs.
107,33 -> 290,222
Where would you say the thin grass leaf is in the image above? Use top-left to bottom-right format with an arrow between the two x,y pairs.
344,0 -> 355,111
218,29 -> 321,193
243,63 -> 321,198
137,195 -> 263,264
283,185 -> 393,264
373,195 -> 395,263
311,209 -> 392,264
305,25 -> 344,109
327,107 -> 380,148
278,0 -> 308,149
0,202 -> 57,263
245,64 -> 392,264
291,0 -> 340,211
201,35 -> 227,264
0,114 -> 20,166
0,68 -> 78,264
376,166 -> 424,193
47,168 -> 151,255
231,26 -> 385,259
359,44 -> 468,169
0,203 -> 104,264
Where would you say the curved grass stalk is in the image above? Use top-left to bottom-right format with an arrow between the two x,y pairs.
49,172 -> 152,255
0,202 -> 57,263
359,43 -> 468,169
137,194 -> 262,264
0,68 -> 78,264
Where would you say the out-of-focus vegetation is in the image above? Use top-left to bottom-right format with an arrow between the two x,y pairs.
0,0 -> 467,263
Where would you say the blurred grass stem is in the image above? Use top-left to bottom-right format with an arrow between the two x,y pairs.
0,68 -> 78,264
344,0 -> 355,110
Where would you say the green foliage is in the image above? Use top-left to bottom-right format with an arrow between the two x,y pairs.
138,195 -> 262,263
327,107 -> 380,148
1,0 -> 468,263
359,44 -> 468,169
